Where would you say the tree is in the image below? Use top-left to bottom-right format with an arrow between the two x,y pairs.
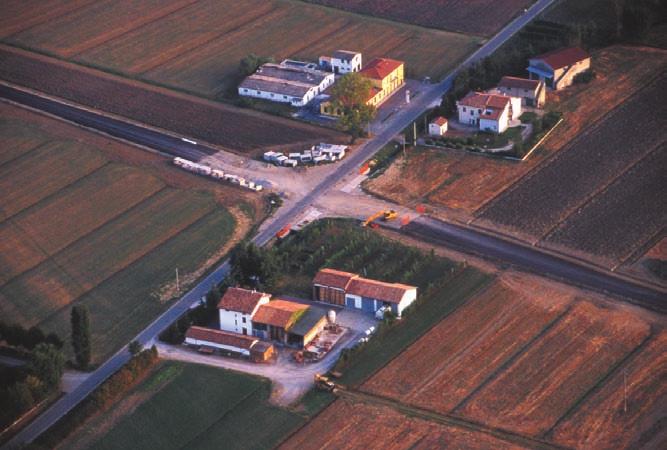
230,242 -> 279,290
6,382 -> 35,415
329,73 -> 377,138
71,305 -> 91,369
128,340 -> 143,356
239,53 -> 274,76
29,343 -> 64,390
205,286 -> 222,311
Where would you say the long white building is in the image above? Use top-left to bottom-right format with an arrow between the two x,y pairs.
238,61 -> 334,107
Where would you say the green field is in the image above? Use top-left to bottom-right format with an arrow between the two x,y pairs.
272,219 -> 494,385
1,0 -> 479,100
0,105 -> 237,363
71,362 -> 304,450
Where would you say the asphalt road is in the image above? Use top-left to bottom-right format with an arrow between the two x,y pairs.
403,217 -> 666,313
1,1 -> 558,447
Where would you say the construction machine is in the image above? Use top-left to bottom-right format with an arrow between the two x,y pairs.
361,210 -> 398,227
314,373 -> 336,392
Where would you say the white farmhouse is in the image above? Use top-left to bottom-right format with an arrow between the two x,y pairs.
457,92 -> 521,134
319,50 -> 362,74
217,287 -> 270,335
238,61 -> 334,107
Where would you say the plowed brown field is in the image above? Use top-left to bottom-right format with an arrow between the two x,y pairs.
459,301 -> 651,436
362,276 -> 573,414
279,399 -> 532,450
552,330 -> 667,450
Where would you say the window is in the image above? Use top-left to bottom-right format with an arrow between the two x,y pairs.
478,109 -> 482,114
462,107 -> 466,112
256,90 -> 261,94
242,317 -> 246,323
270,93 -> 274,97
283,95 -> 287,99
243,88 -> 248,92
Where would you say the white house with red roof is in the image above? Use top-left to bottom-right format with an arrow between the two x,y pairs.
456,92 -> 521,134
527,47 -> 591,90
312,268 -> 417,317
497,76 -> 546,108
217,287 -> 270,335
429,116 -> 448,136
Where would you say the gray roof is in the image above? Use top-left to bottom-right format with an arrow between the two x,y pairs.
258,63 -> 330,85
289,305 -> 327,336
333,50 -> 359,61
239,75 -> 312,97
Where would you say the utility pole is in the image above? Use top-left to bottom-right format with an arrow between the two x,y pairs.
413,121 -> 417,145
175,268 -> 180,293
624,369 -> 628,413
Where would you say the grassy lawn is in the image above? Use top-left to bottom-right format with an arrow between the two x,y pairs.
72,362 -> 304,450
272,219 -> 494,386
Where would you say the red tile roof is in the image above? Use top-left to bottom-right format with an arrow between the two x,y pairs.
347,278 -> 414,304
252,300 -> 309,329
360,58 -> 403,80
185,326 -> 258,350
532,47 -> 590,70
217,287 -> 269,314
313,268 -> 358,290
498,76 -> 540,91
458,92 -> 510,110
432,116 -> 448,126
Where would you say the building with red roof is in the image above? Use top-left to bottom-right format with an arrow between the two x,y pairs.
184,326 -> 274,361
429,116 -> 448,136
359,58 -> 405,107
528,47 -> 591,90
456,92 -> 522,134
217,287 -> 270,336
312,268 -> 417,317
497,76 -> 546,108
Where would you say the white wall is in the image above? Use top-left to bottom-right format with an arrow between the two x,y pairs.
457,104 -> 482,125
345,294 -> 362,309
429,123 -> 447,136
509,97 -> 522,120
332,54 -> 362,73
396,288 -> 417,317
219,310 -> 253,335
185,337 -> 251,356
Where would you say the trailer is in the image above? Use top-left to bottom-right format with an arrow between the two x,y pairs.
283,159 -> 298,168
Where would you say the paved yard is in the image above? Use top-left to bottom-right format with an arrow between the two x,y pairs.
155,307 -> 377,406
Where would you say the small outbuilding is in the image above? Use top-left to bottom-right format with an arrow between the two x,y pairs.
429,117 -> 448,136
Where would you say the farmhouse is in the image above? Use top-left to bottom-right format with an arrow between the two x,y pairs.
320,57 -> 405,116
497,76 -> 546,108
238,61 -> 334,107
429,117 -> 448,136
312,268 -> 417,317
319,50 -> 362,74
217,287 -> 270,336
457,92 -> 522,134
527,46 -> 591,90
360,58 -> 405,107
252,299 -> 327,347
184,326 -> 274,361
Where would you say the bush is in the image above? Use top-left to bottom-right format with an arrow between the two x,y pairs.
573,69 -> 596,84
128,341 -> 143,356
0,321 -> 62,351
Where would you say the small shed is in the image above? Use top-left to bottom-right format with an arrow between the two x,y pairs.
429,117 -> 448,136
250,341 -> 275,362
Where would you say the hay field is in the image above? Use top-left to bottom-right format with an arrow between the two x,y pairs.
0,103 -> 259,362
1,0 -> 478,99
64,362 -> 304,450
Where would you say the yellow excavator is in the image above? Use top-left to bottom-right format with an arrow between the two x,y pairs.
362,210 -> 398,227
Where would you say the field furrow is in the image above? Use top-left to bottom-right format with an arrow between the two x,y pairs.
0,141 -> 109,219
478,73 -> 667,240
459,301 -> 651,436
78,0 -> 277,75
0,118 -> 52,166
552,330 -> 667,450
362,278 -> 572,414
0,164 -> 166,284
0,0 -> 97,38
7,0 -> 197,58
543,144 -> 667,264
279,399 -> 532,450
